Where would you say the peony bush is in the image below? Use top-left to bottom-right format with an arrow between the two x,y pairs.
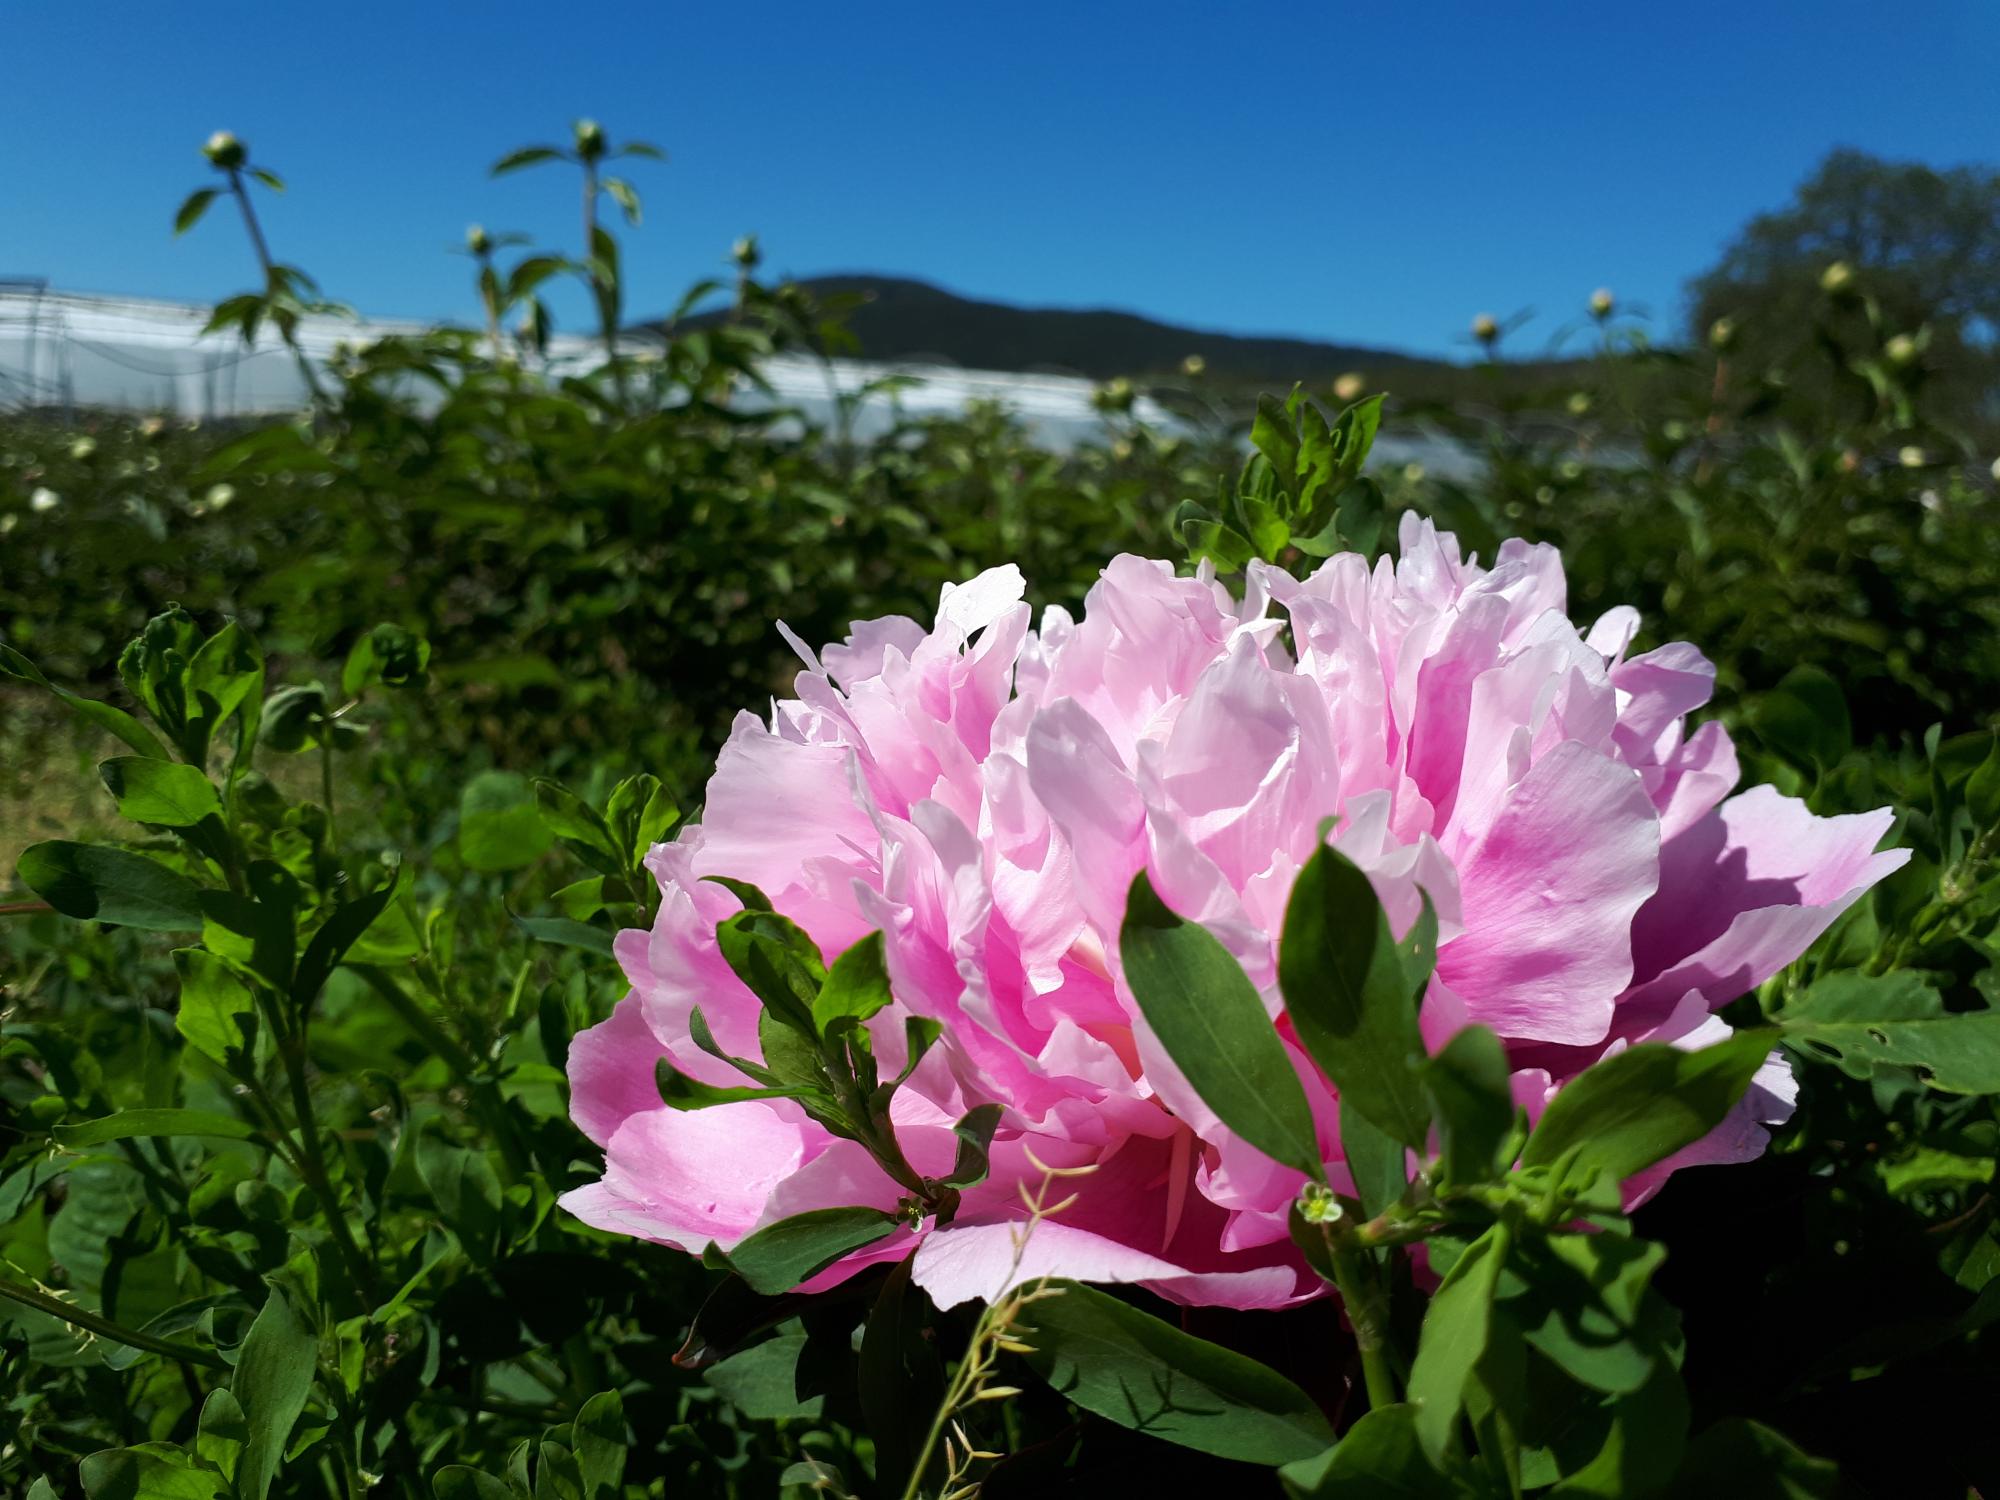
564,514 -> 1906,1311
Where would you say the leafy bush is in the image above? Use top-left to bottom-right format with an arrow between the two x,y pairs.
2,125 -> 1999,1500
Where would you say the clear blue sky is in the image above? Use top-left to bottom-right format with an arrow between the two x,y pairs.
5,0 -> 1995,359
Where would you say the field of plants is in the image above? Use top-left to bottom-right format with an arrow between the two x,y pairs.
4,126 -> 2000,1500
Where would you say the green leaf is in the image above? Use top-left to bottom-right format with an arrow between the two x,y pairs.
195,1388 -> 248,1483
1422,1025 -> 1516,1184
813,931 -> 894,1036
707,1206 -> 903,1295
174,187 -> 220,235
571,1390 -> 626,1499
55,1109 -> 259,1147
703,1332 -> 822,1420
459,771 -> 555,873
18,841 -> 205,931
716,909 -> 826,1037
533,779 -> 622,872
942,1103 -> 1003,1190
186,621 -> 263,758
79,1446 -> 225,1500
432,1469 -> 519,1500
1339,1102 -> 1408,1219
232,1287 -> 317,1500
0,644 -> 172,759
1250,393 -> 1303,503
858,1254 -> 941,1493
512,913 -> 616,958
173,949 -> 256,1067
603,176 -> 641,225
1121,872 -> 1322,1179
1278,1405 -> 1463,1498
1278,844 -> 1432,1149
1021,1281 -> 1336,1464
292,867 -> 403,1009
1522,1030 -> 1776,1183
1965,732 -> 2000,831
99,757 -> 222,828
1506,1232 -> 1670,1395
1754,666 -> 1852,772
1665,1419 -> 1839,1499
1408,1221 -> 1511,1461
491,145 -> 564,175
1778,971 -> 2000,1094
655,1056 -> 809,1111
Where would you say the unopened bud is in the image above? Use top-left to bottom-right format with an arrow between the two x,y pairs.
1472,313 -> 1499,344
206,483 -> 236,511
1566,391 -> 1591,416
139,416 -> 167,441
1820,260 -> 1854,295
202,131 -> 246,170
69,437 -> 97,461
1333,371 -> 1365,403
466,224 -> 492,256
1884,333 -> 1918,368
1094,376 -> 1135,414
1708,316 -> 1736,352
1839,447 -> 1862,474
1990,455 -> 2000,483
29,486 -> 60,513
731,234 -> 761,270
1899,445 -> 1926,469
1180,353 -> 1206,378
573,118 -> 607,160
1589,287 -> 1614,319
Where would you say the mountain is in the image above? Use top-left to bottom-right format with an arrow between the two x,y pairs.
757,274 -> 1439,383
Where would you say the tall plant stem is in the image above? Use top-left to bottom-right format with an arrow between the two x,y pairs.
227,168 -> 327,405
0,1275 -> 228,1369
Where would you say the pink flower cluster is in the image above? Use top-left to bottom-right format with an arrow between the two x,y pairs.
563,519 -> 1905,1309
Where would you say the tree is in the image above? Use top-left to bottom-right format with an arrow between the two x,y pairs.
1688,148 -> 2000,433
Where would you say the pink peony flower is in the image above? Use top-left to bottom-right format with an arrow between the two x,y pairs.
562,518 -> 1906,1310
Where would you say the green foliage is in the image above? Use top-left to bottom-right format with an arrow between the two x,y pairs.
4,119 -> 2000,1500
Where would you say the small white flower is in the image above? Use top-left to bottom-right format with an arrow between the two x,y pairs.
29,487 -> 59,512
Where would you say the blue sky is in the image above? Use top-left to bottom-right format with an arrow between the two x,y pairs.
5,1 -> 1995,359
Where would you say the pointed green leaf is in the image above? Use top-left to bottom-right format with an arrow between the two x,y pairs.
707,1206 -> 904,1295
1022,1281 -> 1335,1464
1278,845 -> 1432,1149
1121,872 -> 1322,1179
19,841 -> 204,931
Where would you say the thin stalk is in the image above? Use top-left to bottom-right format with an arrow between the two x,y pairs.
227,168 -> 326,405
276,1029 -> 381,1306
0,1275 -> 227,1369
1328,1243 -> 1398,1413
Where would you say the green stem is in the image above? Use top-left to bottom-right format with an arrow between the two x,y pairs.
228,169 -> 326,405
0,1275 -> 227,1369
1328,1243 -> 1398,1413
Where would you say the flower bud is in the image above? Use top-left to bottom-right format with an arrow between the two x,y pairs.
1472,313 -> 1499,345
1589,287 -> 1614,319
1402,462 -> 1426,484
1990,455 -> 2000,483
573,118 -> 607,161
1884,333 -> 1918,368
69,436 -> 97,461
139,416 -> 167,441
1838,447 -> 1861,474
1093,376 -> 1135,415
202,131 -> 246,170
1180,354 -> 1206,378
206,483 -> 237,511
1820,260 -> 1854,295
1566,391 -> 1591,416
1708,316 -> 1736,352
29,486 -> 60,513
1333,372 -> 1364,403
1898,445 -> 1926,469
466,224 -> 493,256
731,234 -> 761,271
